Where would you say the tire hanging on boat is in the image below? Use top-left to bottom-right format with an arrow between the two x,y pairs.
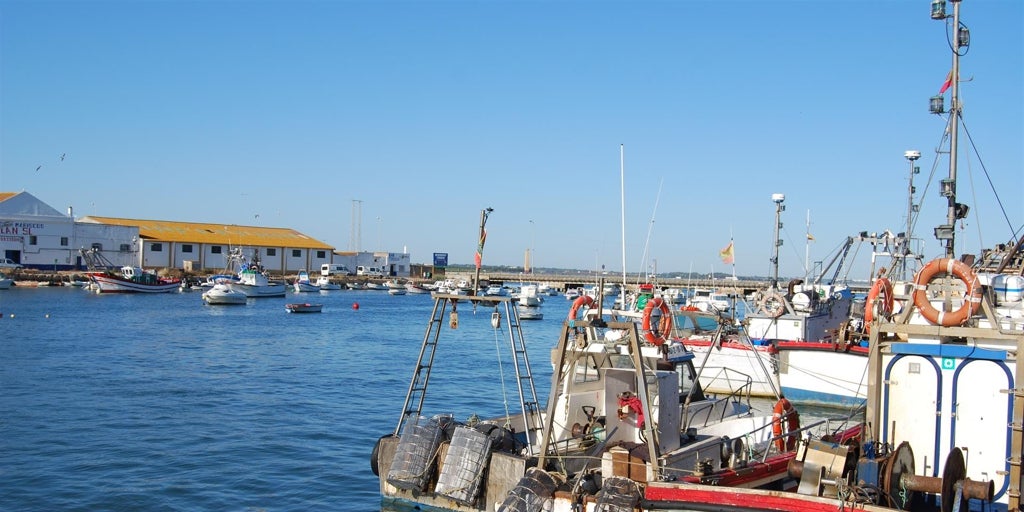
641,297 -> 673,346
771,398 -> 800,452
912,258 -> 982,327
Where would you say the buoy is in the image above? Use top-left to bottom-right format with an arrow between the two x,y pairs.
45,314 -> 50,318
352,302 -> 360,310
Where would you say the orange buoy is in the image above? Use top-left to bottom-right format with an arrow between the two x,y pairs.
912,258 -> 982,326
641,297 -> 674,346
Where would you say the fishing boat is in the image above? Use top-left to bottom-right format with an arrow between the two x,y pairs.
201,282 -> 246,305
652,2 -> 1021,509
0,272 -> 12,290
372,290 -> 861,511
79,248 -> 181,294
516,303 -> 543,320
223,248 -> 287,298
285,302 -> 322,313
293,270 -> 320,293
679,195 -> 858,406
404,282 -> 431,294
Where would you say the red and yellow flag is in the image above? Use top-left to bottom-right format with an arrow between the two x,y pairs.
719,241 -> 735,265
939,70 -> 954,94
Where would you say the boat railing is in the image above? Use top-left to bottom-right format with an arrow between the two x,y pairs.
693,366 -> 754,404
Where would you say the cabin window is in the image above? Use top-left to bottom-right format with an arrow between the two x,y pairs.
316,250 -> 326,259
28,235 -> 37,245
151,243 -> 163,252
181,244 -> 193,253
266,248 -> 277,256
119,244 -> 131,252
91,243 -> 103,251
573,355 -> 602,384
60,237 -> 69,246
292,249 -> 301,257
211,246 -> 222,254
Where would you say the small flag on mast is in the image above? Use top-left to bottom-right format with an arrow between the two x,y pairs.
719,241 -> 735,265
474,228 -> 487,269
939,70 -> 954,94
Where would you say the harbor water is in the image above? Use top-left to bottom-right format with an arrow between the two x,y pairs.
0,285 -> 860,511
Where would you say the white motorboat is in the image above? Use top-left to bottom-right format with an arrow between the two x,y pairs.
315,276 -> 341,290
201,282 -> 246,305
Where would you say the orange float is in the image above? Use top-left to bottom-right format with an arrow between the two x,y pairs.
771,397 -> 800,452
912,258 -> 982,327
641,297 -> 674,346
864,276 -> 894,325
568,295 -> 595,321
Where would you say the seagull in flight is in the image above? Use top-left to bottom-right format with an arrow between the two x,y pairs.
60,153 -> 66,162
36,165 -> 42,172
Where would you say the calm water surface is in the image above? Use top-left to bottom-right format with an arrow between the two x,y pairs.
1,286 -> 856,511
0,286 -> 570,511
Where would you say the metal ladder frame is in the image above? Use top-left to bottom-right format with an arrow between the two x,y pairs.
392,294 -> 544,456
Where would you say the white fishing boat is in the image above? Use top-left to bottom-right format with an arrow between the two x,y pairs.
651,2 -> 1021,509
292,270 -> 319,293
222,248 -> 286,298
0,272 -> 12,290
79,249 -> 181,294
404,282 -> 431,294
516,303 -> 543,320
373,292 -> 860,511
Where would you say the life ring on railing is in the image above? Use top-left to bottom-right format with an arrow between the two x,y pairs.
864,277 -> 894,326
912,258 -> 982,327
771,398 -> 800,452
760,291 -> 787,318
568,295 -> 595,321
641,297 -> 674,346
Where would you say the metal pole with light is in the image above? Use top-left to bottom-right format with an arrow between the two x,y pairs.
770,194 -> 785,290
902,150 -> 921,280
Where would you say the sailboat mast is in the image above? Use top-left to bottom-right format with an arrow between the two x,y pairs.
943,0 -> 963,259
619,144 -> 627,298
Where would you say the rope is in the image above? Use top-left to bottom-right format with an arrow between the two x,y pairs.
492,311 -> 513,425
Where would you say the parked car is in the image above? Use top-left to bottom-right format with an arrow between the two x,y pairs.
321,263 -> 354,276
356,265 -> 384,277
0,258 -> 23,270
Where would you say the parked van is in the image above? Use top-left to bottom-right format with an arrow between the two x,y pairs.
356,266 -> 384,277
321,263 -> 353,276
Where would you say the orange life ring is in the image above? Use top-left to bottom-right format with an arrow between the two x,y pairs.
568,295 -> 595,321
864,277 -> 894,325
760,291 -> 786,318
771,398 -> 800,452
641,297 -> 674,346
912,258 -> 982,327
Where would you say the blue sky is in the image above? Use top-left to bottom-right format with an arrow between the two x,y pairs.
2,0 -> 1021,279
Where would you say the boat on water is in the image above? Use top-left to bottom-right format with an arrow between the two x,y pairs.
285,302 -> 322,313
516,303 -> 543,320
372,292 -> 859,511
0,272 -> 12,290
201,282 -> 246,305
655,2 -> 1021,510
404,282 -> 431,294
680,195 -> 860,406
79,248 -> 181,294
293,270 -> 320,293
685,287 -> 732,313
387,281 -> 408,295
222,248 -> 286,298
314,275 -> 341,291
518,284 -> 543,307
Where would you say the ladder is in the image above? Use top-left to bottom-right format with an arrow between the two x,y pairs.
392,294 -> 544,455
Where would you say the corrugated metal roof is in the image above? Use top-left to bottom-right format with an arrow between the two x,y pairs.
82,216 -> 334,249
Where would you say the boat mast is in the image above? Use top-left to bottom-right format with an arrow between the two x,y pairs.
619,144 -> 627,303
770,193 -> 785,289
932,0 -> 967,259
